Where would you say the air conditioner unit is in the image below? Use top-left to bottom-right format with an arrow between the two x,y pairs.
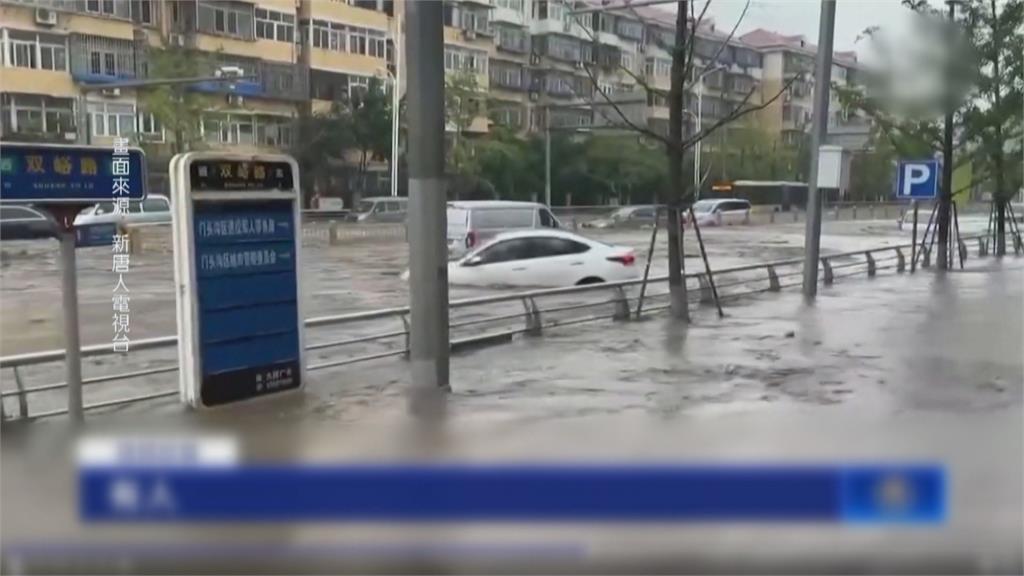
169,33 -> 187,47
464,29 -> 477,40
101,88 -> 121,97
35,8 -> 57,26
227,94 -> 245,106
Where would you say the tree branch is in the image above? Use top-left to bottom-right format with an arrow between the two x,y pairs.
577,62 -> 672,145
680,73 -> 801,150
689,0 -> 750,88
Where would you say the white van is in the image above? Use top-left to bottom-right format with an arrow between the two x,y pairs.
447,201 -> 562,258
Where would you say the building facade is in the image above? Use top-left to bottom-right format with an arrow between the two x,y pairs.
0,0 -> 865,190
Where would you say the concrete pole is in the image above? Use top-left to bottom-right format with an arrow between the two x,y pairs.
545,108 -> 552,207
405,0 -> 450,408
801,0 -> 836,299
60,229 -> 84,422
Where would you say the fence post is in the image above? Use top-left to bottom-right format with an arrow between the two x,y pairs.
612,287 -> 631,321
958,240 -> 968,263
767,265 -> 781,291
328,221 -> 341,246
1015,233 -> 1023,255
852,205 -> 858,220
922,248 -> 931,268
12,367 -> 28,420
896,248 -> 906,273
865,251 -> 876,277
821,258 -> 834,285
522,297 -> 543,335
400,315 -> 411,357
697,275 -> 715,304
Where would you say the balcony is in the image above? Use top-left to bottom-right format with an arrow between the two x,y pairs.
68,34 -> 138,84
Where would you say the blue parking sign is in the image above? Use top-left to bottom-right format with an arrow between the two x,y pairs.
896,160 -> 939,199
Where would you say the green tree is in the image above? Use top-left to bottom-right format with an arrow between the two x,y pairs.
291,103 -> 353,205
137,46 -> 213,154
348,77 -> 393,196
444,70 -> 484,189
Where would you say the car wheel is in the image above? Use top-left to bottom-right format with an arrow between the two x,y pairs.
576,276 -> 605,285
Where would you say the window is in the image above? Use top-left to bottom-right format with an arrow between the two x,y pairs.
255,8 -> 295,42
10,40 -> 36,69
472,208 -> 535,229
132,0 -> 154,25
88,102 -> 135,138
85,0 -> 115,15
0,95 -> 72,135
491,105 -> 523,129
496,26 -> 527,53
444,46 -> 487,74
256,116 -> 293,147
142,198 -> 170,213
137,112 -> 163,140
39,42 -> 67,71
489,61 -> 523,89
620,52 -> 633,71
476,238 -> 533,264
546,35 -> 582,61
534,237 -> 588,255
199,1 -> 254,40
496,0 -> 523,11
538,210 -> 557,228
615,18 -> 643,40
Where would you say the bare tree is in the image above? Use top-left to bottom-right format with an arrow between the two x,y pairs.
569,0 -> 801,319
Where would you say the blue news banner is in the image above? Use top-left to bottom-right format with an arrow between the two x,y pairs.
80,463 -> 945,524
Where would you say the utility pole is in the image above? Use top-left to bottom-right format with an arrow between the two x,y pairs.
801,0 -> 836,299
937,0 -> 956,270
545,108 -> 552,206
405,0 -> 450,411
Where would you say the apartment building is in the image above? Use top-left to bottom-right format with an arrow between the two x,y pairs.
740,28 -> 865,147
0,0 -> 866,170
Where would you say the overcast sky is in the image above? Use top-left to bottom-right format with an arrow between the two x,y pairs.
686,0 -> 931,57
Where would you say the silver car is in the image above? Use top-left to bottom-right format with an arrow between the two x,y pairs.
447,201 -> 562,258
74,195 -> 172,227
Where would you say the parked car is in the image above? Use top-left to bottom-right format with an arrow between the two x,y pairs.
0,205 -> 54,241
347,197 -> 407,223
447,200 -> 562,258
685,198 -> 751,227
73,195 -> 172,227
582,205 -> 659,229
446,229 -> 638,288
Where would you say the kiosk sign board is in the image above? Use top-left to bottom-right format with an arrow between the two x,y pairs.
170,153 -> 305,408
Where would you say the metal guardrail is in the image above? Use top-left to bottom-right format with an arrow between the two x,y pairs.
0,233 -> 1010,421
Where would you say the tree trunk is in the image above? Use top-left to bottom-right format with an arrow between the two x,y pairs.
665,0 -> 690,321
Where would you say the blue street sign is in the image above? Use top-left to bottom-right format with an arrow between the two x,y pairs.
74,223 -> 117,248
171,154 -> 305,409
0,143 -> 146,204
896,160 -> 939,199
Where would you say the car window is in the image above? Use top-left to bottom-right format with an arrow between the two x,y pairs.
538,209 -> 557,228
357,200 -> 375,213
692,200 -> 716,213
142,198 -> 169,212
1,206 -> 45,221
476,238 -> 533,264
472,208 -> 535,229
447,208 -> 469,232
634,207 -> 656,219
531,237 -> 590,257
385,201 -> 404,212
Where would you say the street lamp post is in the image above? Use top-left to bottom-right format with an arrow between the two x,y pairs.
694,64 -> 727,200
389,13 -> 402,197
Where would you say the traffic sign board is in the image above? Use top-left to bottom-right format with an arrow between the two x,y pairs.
896,160 -> 939,199
0,143 -> 146,204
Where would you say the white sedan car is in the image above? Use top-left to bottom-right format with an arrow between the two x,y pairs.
74,195 -> 172,227
446,230 -> 639,288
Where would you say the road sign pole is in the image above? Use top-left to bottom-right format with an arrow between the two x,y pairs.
911,200 -> 919,273
45,206 -> 85,423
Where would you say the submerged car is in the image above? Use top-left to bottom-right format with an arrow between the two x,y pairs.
685,198 -> 752,227
73,195 -> 172,227
582,205 -> 659,229
447,201 -> 562,258
446,229 -> 638,288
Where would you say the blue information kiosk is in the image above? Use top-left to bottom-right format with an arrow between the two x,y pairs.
170,153 -> 305,408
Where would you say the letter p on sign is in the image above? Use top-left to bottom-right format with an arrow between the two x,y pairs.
896,160 -> 939,199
